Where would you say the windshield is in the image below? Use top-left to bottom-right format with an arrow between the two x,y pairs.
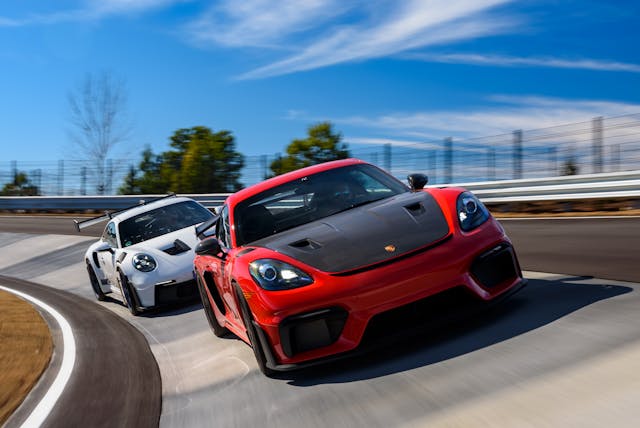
118,200 -> 213,247
234,164 -> 408,246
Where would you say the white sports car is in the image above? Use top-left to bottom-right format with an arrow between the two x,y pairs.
76,195 -> 215,315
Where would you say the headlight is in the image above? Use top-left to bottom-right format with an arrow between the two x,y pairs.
249,259 -> 313,291
457,192 -> 490,231
132,253 -> 157,272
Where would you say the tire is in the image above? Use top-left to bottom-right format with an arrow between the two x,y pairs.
233,283 -> 275,377
196,275 -> 229,337
86,262 -> 106,301
118,270 -> 141,316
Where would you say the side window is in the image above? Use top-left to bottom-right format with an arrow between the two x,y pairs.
102,222 -> 118,248
216,206 -> 232,249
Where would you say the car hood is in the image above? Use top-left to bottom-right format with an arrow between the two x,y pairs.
124,227 -> 199,257
252,191 -> 450,273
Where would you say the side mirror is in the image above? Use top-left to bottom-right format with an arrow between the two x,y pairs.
96,241 -> 115,254
407,173 -> 428,191
195,238 -> 223,258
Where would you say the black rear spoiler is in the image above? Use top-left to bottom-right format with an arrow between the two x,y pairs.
73,193 -> 177,232
195,215 -> 219,239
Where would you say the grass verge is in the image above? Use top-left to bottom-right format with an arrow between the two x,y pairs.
0,290 -> 53,425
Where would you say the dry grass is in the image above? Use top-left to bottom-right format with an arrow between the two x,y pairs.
0,290 -> 53,425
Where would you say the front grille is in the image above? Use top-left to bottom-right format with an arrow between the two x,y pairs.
360,286 -> 478,346
471,243 -> 520,289
155,279 -> 198,305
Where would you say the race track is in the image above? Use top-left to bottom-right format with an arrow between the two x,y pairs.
1,215 -> 639,427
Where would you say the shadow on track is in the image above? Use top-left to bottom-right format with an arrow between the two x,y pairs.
283,276 -> 632,386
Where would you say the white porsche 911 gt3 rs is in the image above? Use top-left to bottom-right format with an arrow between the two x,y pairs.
76,195 -> 215,315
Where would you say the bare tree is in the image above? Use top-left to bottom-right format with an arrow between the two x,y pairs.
68,72 -> 132,194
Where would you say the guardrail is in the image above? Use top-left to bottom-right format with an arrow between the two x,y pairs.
0,194 -> 229,212
455,170 -> 640,203
1,171 -> 638,212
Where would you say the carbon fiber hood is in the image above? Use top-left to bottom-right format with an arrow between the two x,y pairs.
252,192 -> 450,273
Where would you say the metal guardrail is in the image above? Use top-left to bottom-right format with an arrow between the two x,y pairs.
0,194 -> 229,211
1,171 -> 638,211
436,170 -> 640,203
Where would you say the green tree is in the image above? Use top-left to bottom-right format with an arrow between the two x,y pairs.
270,122 -> 349,176
120,127 -> 244,194
1,172 -> 39,196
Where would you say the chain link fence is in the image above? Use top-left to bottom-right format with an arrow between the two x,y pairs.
2,114 -> 640,196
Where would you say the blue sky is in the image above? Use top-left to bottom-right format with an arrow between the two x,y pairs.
1,0 -> 640,163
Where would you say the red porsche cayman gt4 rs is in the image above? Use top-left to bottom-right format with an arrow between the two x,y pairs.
193,158 -> 526,376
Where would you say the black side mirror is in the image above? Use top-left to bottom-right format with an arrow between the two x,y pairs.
407,173 -> 428,191
195,238 -> 223,258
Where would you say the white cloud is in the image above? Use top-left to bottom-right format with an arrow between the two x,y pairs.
333,96 -> 640,146
0,0 -> 184,27
405,52 -> 640,73
187,0 -> 348,49
189,0 -> 517,79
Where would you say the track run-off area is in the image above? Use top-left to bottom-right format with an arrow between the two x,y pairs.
0,215 -> 639,427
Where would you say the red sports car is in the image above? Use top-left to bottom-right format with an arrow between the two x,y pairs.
193,158 -> 525,376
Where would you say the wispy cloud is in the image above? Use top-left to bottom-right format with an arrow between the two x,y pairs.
332,96 -> 640,146
405,52 -> 640,73
187,0 -> 349,49
183,0 -> 518,79
0,0 -> 183,27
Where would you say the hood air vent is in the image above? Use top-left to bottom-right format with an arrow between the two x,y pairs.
163,239 -> 191,255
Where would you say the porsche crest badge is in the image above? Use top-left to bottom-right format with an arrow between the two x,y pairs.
384,245 -> 396,253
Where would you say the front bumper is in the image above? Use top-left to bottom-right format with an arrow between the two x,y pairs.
256,277 -> 527,372
247,220 -> 525,368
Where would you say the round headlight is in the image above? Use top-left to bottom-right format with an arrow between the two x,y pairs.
132,253 -> 157,272
249,259 -> 313,291
457,192 -> 489,231
258,263 -> 278,282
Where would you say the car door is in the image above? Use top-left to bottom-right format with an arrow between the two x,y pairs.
211,206 -> 241,320
96,221 -> 119,287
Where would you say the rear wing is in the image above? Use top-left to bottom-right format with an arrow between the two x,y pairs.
73,193 -> 177,232
195,215 -> 219,239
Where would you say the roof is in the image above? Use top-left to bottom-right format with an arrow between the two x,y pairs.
225,158 -> 367,208
110,196 -> 196,223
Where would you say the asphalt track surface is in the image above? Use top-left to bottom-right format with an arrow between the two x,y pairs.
1,215 -> 639,427
0,276 -> 161,428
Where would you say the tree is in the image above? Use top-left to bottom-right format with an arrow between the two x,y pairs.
68,72 -> 131,194
270,122 -> 349,176
120,127 -> 244,194
1,172 -> 39,196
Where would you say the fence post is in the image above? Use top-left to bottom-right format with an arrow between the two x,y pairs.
549,146 -> 558,176
429,151 -> 437,184
444,137 -> 452,183
106,159 -> 113,194
34,169 -> 42,195
513,130 -> 523,179
81,167 -> 87,195
487,147 -> 495,181
592,116 -> 603,173
383,144 -> 392,172
260,155 -> 268,179
11,160 -> 17,184
57,160 -> 64,195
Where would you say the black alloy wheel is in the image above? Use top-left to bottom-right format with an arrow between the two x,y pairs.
86,262 -> 106,301
233,283 -> 275,377
196,274 -> 229,337
119,271 -> 141,316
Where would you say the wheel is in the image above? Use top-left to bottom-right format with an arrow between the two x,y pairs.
86,262 -> 106,301
233,283 -> 275,377
118,271 -> 141,316
196,274 -> 229,337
